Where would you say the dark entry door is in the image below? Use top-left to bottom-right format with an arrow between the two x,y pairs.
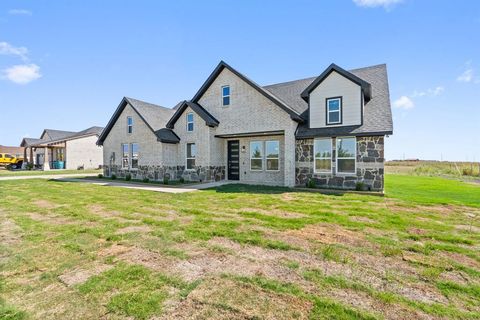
227,140 -> 240,180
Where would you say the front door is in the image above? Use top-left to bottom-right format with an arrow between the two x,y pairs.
227,140 -> 240,180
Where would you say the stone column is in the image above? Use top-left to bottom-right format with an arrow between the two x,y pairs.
43,147 -> 50,171
283,122 -> 297,187
30,147 -> 34,165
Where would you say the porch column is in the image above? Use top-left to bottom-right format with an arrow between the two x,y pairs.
22,147 -> 28,169
29,147 -> 34,165
43,146 -> 50,170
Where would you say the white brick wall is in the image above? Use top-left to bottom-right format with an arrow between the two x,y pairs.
102,103 -> 163,168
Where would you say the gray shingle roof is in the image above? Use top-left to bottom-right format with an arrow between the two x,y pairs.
154,128 -> 180,143
42,129 -> 77,141
264,64 -> 393,138
166,101 -> 219,129
125,97 -> 175,131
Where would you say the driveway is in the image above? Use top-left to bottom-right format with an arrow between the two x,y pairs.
0,173 -> 98,181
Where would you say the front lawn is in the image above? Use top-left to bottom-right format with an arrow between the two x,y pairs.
0,175 -> 479,319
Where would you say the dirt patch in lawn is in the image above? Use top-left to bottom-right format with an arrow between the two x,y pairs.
26,212 -> 74,225
349,216 -> 377,224
33,199 -> 60,209
58,263 -> 113,286
439,251 -> 480,269
161,278 -> 312,320
285,223 -> 370,247
455,224 -> 480,233
240,207 -> 307,218
0,215 -> 22,247
87,204 -> 121,218
97,243 -> 132,257
115,225 -> 152,235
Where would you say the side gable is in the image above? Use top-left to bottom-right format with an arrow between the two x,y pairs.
97,97 -> 175,145
301,63 -> 372,102
191,61 -> 304,122
166,101 -> 219,129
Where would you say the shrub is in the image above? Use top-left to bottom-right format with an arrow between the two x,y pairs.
111,174 -> 117,180
307,178 -> 316,188
355,181 -> 365,191
98,174 -> 103,179
26,163 -> 34,170
462,168 -> 473,176
125,173 -> 132,181
179,177 -> 185,183
163,176 -> 169,185
142,177 -> 150,183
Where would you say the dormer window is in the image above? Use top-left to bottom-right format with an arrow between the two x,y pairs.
222,85 -> 230,106
127,116 -> 133,133
326,97 -> 342,125
186,113 -> 194,132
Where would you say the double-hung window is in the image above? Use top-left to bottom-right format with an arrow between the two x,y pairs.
326,97 -> 342,125
336,137 -> 356,174
266,141 -> 279,171
122,143 -> 129,168
222,85 -> 230,106
186,113 -> 194,132
127,116 -> 133,133
186,143 -> 196,170
314,138 -> 332,173
250,141 -> 263,171
131,143 -> 139,169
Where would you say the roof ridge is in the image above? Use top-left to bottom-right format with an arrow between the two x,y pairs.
349,63 -> 386,72
124,96 -> 173,111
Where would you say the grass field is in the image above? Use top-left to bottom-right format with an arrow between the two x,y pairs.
1,175 -> 479,319
0,169 -> 101,177
386,160 -> 480,178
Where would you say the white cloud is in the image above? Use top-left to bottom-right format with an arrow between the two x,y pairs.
0,41 -> 29,61
2,64 -> 41,84
8,9 -> 32,16
457,69 -> 474,82
353,0 -> 404,8
412,86 -> 445,97
393,96 -> 414,109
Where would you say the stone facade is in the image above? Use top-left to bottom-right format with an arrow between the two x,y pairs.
295,136 -> 384,191
104,164 -> 225,182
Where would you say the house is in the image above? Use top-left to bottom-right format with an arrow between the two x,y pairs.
20,127 -> 104,170
97,61 -> 392,190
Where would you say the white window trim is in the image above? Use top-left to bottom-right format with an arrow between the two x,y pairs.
314,138 -> 332,174
249,141 -> 263,171
130,143 -> 139,170
221,85 -> 230,107
265,140 -> 280,172
186,112 -> 194,132
327,98 -> 342,125
127,116 -> 133,134
186,143 -> 196,170
336,136 -> 356,175
121,143 -> 129,169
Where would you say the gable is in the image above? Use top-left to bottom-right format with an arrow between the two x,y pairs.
192,61 -> 303,122
195,66 -> 299,135
309,71 -> 362,128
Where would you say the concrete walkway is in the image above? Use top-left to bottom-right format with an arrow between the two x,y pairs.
0,173 -> 98,181
51,178 -> 234,193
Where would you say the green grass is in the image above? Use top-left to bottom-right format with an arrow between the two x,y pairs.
386,174 -> 480,207
0,174 -> 479,319
0,168 -> 101,177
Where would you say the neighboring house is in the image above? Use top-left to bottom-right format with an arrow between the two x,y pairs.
97,61 -> 392,190
20,127 -> 104,170
0,145 -> 24,159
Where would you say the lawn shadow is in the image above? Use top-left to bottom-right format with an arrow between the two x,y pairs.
209,183 -> 347,196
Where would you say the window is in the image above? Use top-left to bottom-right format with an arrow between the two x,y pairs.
266,141 -> 279,171
222,85 -> 230,106
326,97 -> 342,125
122,144 -> 129,168
336,137 -> 356,174
186,113 -> 194,132
250,141 -> 263,171
186,143 -> 196,169
314,138 -> 332,173
131,143 -> 139,169
4,154 -> 13,159
127,116 -> 133,133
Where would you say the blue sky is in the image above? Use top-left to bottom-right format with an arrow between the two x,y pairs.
1,0 -> 479,161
